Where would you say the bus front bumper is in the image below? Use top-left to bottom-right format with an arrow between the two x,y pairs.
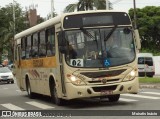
64,78 -> 139,100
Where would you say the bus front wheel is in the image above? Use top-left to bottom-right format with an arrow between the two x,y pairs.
26,79 -> 35,99
50,80 -> 63,106
108,94 -> 120,102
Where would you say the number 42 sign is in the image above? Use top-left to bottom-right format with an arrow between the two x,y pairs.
70,59 -> 84,67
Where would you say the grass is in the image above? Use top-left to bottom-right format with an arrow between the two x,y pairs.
139,77 -> 160,83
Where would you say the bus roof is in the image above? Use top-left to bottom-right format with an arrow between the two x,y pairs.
14,15 -> 62,40
137,53 -> 153,57
14,10 -> 128,40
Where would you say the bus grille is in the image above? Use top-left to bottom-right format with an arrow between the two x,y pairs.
80,69 -> 126,78
92,85 -> 117,92
88,79 -> 120,83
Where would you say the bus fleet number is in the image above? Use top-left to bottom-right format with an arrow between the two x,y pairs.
70,59 -> 83,67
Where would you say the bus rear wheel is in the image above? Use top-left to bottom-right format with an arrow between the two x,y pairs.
108,94 -> 120,102
26,79 -> 35,99
50,81 -> 63,106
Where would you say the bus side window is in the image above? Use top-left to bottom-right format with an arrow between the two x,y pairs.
26,36 -> 32,59
46,28 -> 55,56
39,30 -> 46,57
32,33 -> 39,57
21,37 -> 26,59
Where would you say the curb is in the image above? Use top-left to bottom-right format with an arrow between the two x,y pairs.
140,85 -> 160,89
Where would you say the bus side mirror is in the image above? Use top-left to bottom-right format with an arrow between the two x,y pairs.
59,46 -> 67,54
58,31 -> 65,46
134,29 -> 141,50
58,31 -> 67,54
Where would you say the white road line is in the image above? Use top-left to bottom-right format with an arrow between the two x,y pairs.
1,103 -> 25,110
16,90 -> 21,92
119,98 -> 138,102
26,101 -> 54,109
141,92 -> 160,95
121,94 -> 160,99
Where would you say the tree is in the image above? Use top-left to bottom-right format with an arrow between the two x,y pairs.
0,2 -> 45,63
64,0 -> 106,12
129,6 -> 160,55
0,2 -> 27,62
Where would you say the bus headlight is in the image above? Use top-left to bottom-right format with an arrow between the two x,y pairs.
123,69 -> 137,82
68,75 -> 85,85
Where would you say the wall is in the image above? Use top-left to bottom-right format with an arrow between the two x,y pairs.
153,56 -> 160,76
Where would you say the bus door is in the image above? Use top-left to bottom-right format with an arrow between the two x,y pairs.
15,44 -> 23,90
55,25 -> 66,96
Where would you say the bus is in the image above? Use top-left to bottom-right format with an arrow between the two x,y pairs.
137,53 -> 155,77
14,10 -> 141,105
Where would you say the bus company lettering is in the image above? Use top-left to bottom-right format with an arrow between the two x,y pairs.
33,59 -> 43,67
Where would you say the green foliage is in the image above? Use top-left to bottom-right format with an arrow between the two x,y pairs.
139,77 -> 160,83
0,2 -> 27,62
129,6 -> 160,55
0,2 -> 51,62
64,0 -> 106,12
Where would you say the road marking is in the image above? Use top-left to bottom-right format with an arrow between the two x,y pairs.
26,101 -> 54,109
119,98 -> 138,102
141,92 -> 160,95
121,94 -> 160,99
1,103 -> 25,110
16,90 -> 21,92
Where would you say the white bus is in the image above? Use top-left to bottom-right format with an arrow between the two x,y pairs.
137,53 -> 155,77
14,10 -> 141,105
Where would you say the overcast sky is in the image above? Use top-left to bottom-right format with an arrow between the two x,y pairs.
0,0 -> 160,18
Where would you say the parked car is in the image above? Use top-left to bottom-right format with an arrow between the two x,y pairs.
0,67 -> 14,84
137,53 -> 155,77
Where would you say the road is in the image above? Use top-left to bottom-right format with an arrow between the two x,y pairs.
0,81 -> 160,119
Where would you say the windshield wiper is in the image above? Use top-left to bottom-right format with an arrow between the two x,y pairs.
80,27 -> 98,48
80,27 -> 95,40
104,25 -> 117,41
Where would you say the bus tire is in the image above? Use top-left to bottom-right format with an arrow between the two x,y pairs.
26,79 -> 35,99
108,94 -> 120,102
50,80 -> 63,106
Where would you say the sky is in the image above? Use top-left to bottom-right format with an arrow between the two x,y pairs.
0,0 -> 160,18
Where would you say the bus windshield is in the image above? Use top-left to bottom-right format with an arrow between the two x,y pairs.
65,27 -> 135,68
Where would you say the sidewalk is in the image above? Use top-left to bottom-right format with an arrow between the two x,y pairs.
140,83 -> 160,89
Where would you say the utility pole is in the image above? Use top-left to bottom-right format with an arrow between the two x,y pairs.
106,0 -> 109,10
12,0 -> 15,37
133,0 -> 137,29
51,0 -> 55,18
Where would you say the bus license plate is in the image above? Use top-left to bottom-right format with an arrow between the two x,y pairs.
101,90 -> 113,95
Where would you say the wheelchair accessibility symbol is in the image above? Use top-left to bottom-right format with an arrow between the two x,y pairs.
104,59 -> 111,67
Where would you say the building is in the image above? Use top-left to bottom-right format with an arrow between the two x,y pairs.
27,8 -> 41,27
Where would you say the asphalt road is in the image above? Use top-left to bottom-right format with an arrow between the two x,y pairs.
0,81 -> 160,119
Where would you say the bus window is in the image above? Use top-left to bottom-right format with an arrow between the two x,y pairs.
21,37 -> 26,59
39,30 -> 46,57
46,28 -> 55,56
26,36 -> 32,59
32,33 -> 39,57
